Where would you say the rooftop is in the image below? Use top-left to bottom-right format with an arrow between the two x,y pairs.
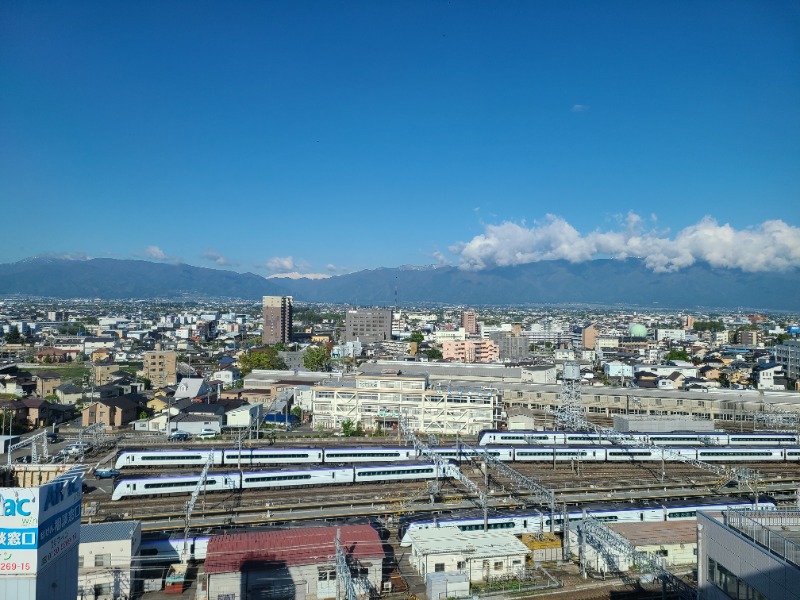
81,521 -> 141,544
204,524 -> 383,574
722,508 -> 800,567
401,526 -> 529,558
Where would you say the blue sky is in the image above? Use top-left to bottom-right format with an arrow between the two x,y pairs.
2,1 -> 799,277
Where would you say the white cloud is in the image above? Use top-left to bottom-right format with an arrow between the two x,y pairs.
262,256 -> 296,272
202,250 -> 239,267
432,251 -> 449,266
140,245 -> 181,264
571,104 -> 589,112
454,215 -> 800,273
266,272 -> 330,280
145,245 -> 166,260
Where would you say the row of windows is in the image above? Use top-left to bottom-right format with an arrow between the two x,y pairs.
244,474 -> 313,483
608,451 -> 654,457
356,468 -> 434,477
698,451 -> 775,457
327,452 -> 402,458
143,479 -> 217,489
667,510 -> 697,519
231,453 -> 315,459
458,521 -> 515,531
140,454 -> 208,461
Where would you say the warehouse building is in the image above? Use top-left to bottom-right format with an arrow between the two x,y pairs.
199,524 -> 384,600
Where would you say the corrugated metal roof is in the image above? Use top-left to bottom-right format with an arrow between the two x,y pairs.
205,524 -> 383,574
80,521 -> 140,544
404,526 -> 529,558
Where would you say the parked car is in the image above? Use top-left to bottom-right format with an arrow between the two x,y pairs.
168,431 -> 191,441
46,432 -> 61,443
94,468 -> 121,479
196,429 -> 218,440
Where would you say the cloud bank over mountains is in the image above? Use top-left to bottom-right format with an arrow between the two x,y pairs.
452,215 -> 800,273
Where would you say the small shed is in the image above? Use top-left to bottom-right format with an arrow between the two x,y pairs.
404,526 -> 530,582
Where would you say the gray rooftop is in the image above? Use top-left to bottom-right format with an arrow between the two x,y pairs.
81,521 -> 140,544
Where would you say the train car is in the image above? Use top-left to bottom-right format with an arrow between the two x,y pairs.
223,448 -> 323,466
511,446 -> 602,462
111,472 -> 240,501
322,447 -> 416,463
663,496 -> 776,521
695,447 -> 786,462
432,447 -> 515,462
400,496 -> 774,543
477,430 -> 562,446
784,448 -> 800,462
353,462 -> 444,484
641,432 -> 729,446
240,466 -> 354,490
114,450 -> 222,470
139,535 -> 210,563
726,432 -> 800,446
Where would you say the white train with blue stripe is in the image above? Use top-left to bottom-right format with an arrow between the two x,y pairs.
399,495 -> 776,542
477,429 -> 800,446
111,462 -> 447,501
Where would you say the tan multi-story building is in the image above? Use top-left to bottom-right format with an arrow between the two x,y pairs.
262,295 -> 293,345
312,373 -> 501,435
461,310 -> 478,335
141,348 -> 177,388
442,339 -> 499,363
737,329 -> 763,346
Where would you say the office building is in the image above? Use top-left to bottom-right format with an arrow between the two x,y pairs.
775,340 -> 800,383
262,296 -> 293,345
698,508 -> 799,599
0,466 -> 83,599
344,309 -> 392,343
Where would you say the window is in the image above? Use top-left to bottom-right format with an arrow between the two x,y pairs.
494,561 -> 503,571
457,561 -> 466,570
94,583 -> 111,595
95,553 -> 111,567
435,563 -> 445,572
78,555 -> 84,568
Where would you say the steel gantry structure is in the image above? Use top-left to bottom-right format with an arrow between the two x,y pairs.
455,438 -> 557,521
182,452 -> 217,564
334,529 -> 371,600
6,430 -> 49,465
399,415 -> 490,527
551,364 -> 762,495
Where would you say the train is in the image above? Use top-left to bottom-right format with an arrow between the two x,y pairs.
111,461 -> 448,501
115,444 -> 800,471
114,447 -> 416,470
477,429 -> 800,446
399,495 -> 776,543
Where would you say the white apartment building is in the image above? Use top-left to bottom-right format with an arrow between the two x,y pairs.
775,339 -> 800,382
78,521 -> 141,600
312,373 -> 501,435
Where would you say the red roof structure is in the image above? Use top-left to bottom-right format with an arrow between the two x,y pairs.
204,524 -> 384,574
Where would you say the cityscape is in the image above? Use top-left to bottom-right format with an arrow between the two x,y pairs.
2,294 -> 800,599
2,2 -> 799,600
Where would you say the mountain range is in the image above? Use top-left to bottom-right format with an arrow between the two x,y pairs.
0,257 -> 798,311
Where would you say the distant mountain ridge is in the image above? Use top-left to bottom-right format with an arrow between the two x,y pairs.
0,256 -> 798,310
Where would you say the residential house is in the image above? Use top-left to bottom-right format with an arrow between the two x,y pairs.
81,393 -> 148,428
34,372 -> 62,397
78,521 -> 142,600
55,382 -> 84,405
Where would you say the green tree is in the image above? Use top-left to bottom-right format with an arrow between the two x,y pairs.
341,419 -> 355,436
4,326 -> 23,344
664,349 -> 690,362
238,346 -> 288,376
425,348 -> 443,360
303,346 -> 331,372
291,406 -> 303,420
407,332 -> 424,343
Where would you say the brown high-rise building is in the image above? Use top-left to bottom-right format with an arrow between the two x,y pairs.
461,310 -> 478,335
262,296 -> 293,345
142,347 -> 178,388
